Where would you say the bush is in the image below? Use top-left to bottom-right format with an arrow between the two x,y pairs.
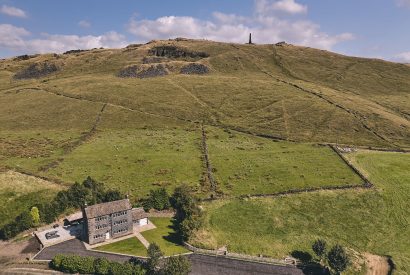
312,239 -> 327,260
164,256 -> 191,275
94,258 -> 110,275
327,245 -> 349,274
50,255 -> 145,275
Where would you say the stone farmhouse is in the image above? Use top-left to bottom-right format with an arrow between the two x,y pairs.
82,199 -> 148,245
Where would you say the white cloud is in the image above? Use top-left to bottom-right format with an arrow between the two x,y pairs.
396,0 -> 410,7
255,0 -> 307,14
127,3 -> 353,51
394,52 -> 410,62
78,20 -> 91,28
0,5 -> 27,18
0,24 -> 128,54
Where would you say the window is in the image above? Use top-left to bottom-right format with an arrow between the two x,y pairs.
113,228 -> 128,234
113,219 -> 128,226
96,216 -> 107,222
95,224 -> 108,230
93,234 -> 104,239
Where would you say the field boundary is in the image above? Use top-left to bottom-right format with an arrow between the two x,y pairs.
201,125 -> 217,193
183,242 -> 293,266
7,167 -> 71,187
39,103 -> 107,172
328,145 -> 373,188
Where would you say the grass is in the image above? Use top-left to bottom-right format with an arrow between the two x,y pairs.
207,127 -> 364,196
142,217 -> 189,256
95,217 -> 189,257
0,130 -> 84,173
0,171 -> 63,227
94,237 -> 148,257
1,39 -> 408,148
45,129 -> 203,197
193,150 -> 410,274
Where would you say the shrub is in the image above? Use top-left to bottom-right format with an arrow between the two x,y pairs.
164,256 -> 191,275
94,257 -> 110,275
50,255 -> 145,275
30,206 -> 40,226
327,244 -> 349,274
312,239 -> 327,260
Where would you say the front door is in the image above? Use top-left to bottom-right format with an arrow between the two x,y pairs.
105,232 -> 110,240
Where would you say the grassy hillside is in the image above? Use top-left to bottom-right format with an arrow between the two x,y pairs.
0,171 -> 63,227
0,39 -> 408,149
0,39 -> 409,270
193,150 -> 410,274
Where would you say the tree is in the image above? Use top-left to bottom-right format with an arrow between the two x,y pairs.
104,190 -> 123,202
164,256 -> 191,275
327,245 -> 349,274
147,242 -> 163,273
144,188 -> 170,211
312,239 -> 327,261
30,206 -> 40,226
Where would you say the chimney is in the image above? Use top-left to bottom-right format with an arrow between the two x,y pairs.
249,33 -> 252,44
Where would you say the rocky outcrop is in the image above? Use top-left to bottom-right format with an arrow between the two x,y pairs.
180,63 -> 210,75
117,64 -> 168,79
13,54 -> 38,61
13,62 -> 59,80
149,45 -> 209,59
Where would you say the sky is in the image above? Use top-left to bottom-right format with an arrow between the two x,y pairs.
0,0 -> 410,62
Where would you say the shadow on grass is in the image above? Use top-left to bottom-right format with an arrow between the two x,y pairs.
291,250 -> 329,275
162,218 -> 184,246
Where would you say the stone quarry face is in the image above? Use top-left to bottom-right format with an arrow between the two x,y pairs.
14,62 -> 59,80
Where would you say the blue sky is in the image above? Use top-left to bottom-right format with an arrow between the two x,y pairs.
1,0 -> 410,62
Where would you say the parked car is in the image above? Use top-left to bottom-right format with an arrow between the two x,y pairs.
45,231 -> 60,240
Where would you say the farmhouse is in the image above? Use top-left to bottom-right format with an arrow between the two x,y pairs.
82,199 -> 148,245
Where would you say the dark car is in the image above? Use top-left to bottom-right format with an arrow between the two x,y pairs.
45,231 -> 60,240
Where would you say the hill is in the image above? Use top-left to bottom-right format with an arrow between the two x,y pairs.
0,39 -> 409,273
0,39 -> 409,149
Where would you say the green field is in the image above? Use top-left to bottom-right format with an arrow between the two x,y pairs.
207,127 -> 364,196
142,217 -> 190,256
193,151 -> 410,274
0,171 -> 63,227
45,129 -> 203,197
94,237 -> 147,257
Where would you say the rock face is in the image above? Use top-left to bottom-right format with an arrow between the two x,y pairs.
142,56 -> 166,64
137,64 -> 168,78
149,46 -> 209,59
14,62 -> 59,80
117,65 -> 139,78
180,63 -> 210,75
13,54 -> 38,61
117,64 -> 168,79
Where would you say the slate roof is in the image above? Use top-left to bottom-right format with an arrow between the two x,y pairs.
83,199 -> 132,219
132,207 -> 148,220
